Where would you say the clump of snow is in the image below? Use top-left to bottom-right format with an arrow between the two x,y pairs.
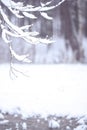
0,113 -> 4,119
15,123 -> 19,129
22,122 -> 27,130
5,128 -> 12,130
0,120 -> 9,124
78,117 -> 85,124
40,12 -> 53,20
48,119 -> 60,128
74,125 -> 87,130
66,126 -> 71,130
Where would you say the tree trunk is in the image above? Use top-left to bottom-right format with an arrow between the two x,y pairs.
60,0 -> 85,62
77,0 -> 85,62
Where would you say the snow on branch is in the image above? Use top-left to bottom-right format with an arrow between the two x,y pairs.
0,0 -> 65,19
9,45 -> 31,63
0,6 -> 54,44
0,0 -> 65,77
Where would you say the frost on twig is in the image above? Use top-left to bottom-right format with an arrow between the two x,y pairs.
0,0 -> 65,78
9,62 -> 30,79
10,45 -> 31,63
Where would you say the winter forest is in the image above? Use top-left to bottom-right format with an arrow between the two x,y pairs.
1,1 -> 87,129
0,0 -> 87,64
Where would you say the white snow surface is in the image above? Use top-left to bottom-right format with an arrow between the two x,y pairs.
0,64 -> 87,118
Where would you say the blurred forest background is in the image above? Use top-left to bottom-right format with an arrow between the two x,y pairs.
0,0 -> 87,64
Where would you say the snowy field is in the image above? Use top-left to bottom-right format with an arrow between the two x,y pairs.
0,64 -> 87,119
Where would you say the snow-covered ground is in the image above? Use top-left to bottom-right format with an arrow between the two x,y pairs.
0,64 -> 87,119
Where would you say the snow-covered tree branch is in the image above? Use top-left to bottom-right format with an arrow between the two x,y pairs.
0,0 -> 65,56
0,0 -> 65,77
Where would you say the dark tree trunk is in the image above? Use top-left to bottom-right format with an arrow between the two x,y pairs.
60,0 -> 82,62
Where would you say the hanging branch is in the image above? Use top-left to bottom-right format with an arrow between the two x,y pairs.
0,0 -> 66,78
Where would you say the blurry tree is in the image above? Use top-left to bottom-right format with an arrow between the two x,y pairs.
60,0 -> 85,62
84,0 -> 87,37
77,0 -> 85,62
